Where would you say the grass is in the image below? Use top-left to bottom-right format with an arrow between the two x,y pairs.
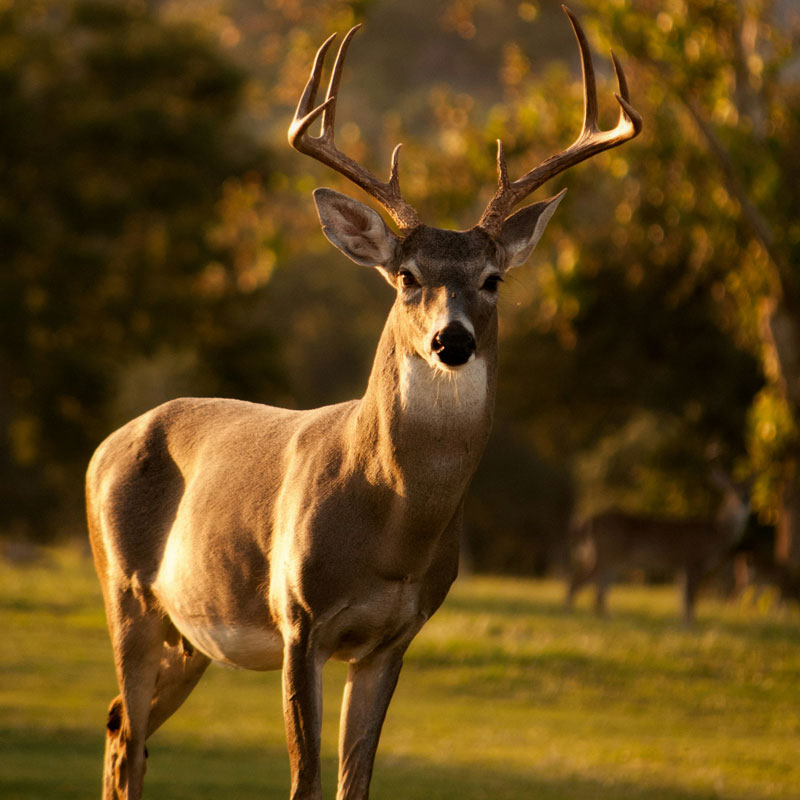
2,544 -> 799,799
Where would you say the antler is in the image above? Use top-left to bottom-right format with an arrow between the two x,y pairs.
288,25 -> 421,232
477,5 -> 643,235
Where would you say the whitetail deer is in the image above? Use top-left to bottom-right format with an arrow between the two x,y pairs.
565,473 -> 750,624
87,8 -> 640,799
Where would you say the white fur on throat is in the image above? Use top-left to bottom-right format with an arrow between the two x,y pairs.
399,354 -> 487,421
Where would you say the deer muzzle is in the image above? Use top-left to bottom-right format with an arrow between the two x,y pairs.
431,322 -> 476,367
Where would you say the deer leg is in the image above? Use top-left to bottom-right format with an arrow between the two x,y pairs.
336,648 -> 405,800
594,573 -> 612,616
282,630 -> 325,800
146,639 -> 211,737
565,572 -> 579,608
565,566 -> 593,609
681,568 -> 699,626
102,591 -> 166,800
103,696 -> 126,800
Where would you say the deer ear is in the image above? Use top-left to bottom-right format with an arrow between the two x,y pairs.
314,188 -> 399,267
497,189 -> 566,269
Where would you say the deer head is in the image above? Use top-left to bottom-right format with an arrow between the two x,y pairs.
289,7 -> 641,375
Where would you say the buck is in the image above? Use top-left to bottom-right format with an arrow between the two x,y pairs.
565,472 -> 750,624
86,8 -> 640,799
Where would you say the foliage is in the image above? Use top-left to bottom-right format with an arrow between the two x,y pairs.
748,385 -> 799,512
0,0 -> 282,538
574,0 -> 800,535
3,548 -> 799,799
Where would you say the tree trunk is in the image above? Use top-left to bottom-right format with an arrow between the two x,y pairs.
765,298 -> 800,568
777,461 -> 800,566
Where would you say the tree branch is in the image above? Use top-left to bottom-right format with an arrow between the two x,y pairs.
681,98 -> 797,307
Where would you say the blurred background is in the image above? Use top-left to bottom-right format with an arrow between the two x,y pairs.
2,0 -> 799,582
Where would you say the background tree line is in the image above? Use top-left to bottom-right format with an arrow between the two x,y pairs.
2,0 -> 798,579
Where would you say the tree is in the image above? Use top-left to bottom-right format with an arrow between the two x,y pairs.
0,0 -> 281,538
578,0 -> 800,568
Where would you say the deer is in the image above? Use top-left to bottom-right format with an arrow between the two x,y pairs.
565,472 -> 751,624
86,7 -> 640,799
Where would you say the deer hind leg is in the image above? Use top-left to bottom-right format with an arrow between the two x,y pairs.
147,634 -> 211,737
104,631 -> 210,798
102,590 -> 167,800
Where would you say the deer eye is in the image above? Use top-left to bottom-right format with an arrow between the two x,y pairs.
481,274 -> 503,292
398,270 -> 418,289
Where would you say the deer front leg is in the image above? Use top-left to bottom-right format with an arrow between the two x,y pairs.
283,629 -> 325,800
336,647 -> 405,800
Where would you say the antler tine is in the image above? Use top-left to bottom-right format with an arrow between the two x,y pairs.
611,51 -> 629,104
567,4 -> 600,136
320,24 -> 361,139
478,5 -> 642,235
495,139 -> 511,191
388,143 -> 406,192
288,26 -> 421,232
288,33 -> 338,145
611,50 -> 643,133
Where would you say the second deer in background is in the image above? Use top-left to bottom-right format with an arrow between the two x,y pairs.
566,472 -> 751,624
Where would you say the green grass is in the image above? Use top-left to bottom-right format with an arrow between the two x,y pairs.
2,545 -> 799,799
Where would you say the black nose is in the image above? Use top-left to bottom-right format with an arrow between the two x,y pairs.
431,322 -> 476,367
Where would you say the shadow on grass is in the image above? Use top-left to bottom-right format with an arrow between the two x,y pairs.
0,725 -> 291,800
446,582 -> 685,636
1,724 -> 771,800
564,601 -> 800,645
445,585 -> 569,620
447,580 -> 800,643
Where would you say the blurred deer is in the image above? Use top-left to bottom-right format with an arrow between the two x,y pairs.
729,515 -> 800,608
565,472 -> 750,624
87,8 -> 640,799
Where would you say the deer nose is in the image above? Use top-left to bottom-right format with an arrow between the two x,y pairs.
431,322 -> 476,367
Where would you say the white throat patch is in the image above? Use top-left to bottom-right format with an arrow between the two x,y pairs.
399,354 -> 487,421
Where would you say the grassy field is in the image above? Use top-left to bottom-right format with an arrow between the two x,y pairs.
2,544 -> 799,800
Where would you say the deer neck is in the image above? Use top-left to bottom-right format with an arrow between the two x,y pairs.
348,306 -> 497,533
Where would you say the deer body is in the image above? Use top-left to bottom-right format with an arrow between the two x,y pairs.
91,350 -> 486,668
88,9 -> 640,799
